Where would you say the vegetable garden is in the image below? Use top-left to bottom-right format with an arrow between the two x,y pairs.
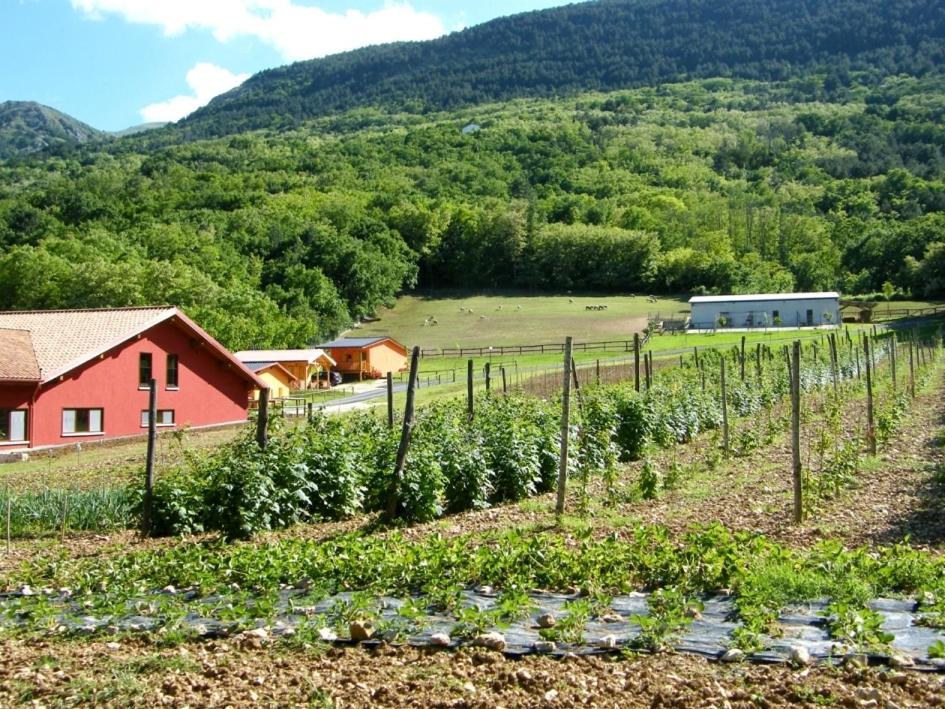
1,326 -> 944,677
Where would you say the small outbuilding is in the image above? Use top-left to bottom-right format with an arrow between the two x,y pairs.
243,362 -> 297,399
318,337 -> 408,380
689,292 -> 841,329
234,349 -> 336,390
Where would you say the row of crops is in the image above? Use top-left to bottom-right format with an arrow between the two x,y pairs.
0,330 -> 939,540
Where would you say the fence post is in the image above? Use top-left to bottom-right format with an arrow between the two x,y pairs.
556,337 -> 574,516
890,336 -> 897,393
142,378 -> 158,537
256,388 -> 270,450
595,359 -> 600,386
829,333 -> 839,392
387,372 -> 394,429
501,367 -> 508,394
5,485 -> 11,554
645,352 -> 652,390
791,340 -> 803,524
633,333 -> 641,392
467,359 -> 474,420
740,335 -> 746,381
306,402 -> 314,423
755,342 -> 762,382
386,346 -> 421,520
864,336 -> 876,455
485,362 -> 491,393
720,357 -> 729,454
908,337 -> 916,399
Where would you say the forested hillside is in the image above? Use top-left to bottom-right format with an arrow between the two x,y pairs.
172,0 -> 945,139
1,74 -> 943,349
0,102 -> 106,159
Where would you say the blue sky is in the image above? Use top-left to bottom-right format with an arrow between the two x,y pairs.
2,0 -> 566,131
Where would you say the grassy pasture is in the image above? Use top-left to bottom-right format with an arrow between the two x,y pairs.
353,291 -> 689,349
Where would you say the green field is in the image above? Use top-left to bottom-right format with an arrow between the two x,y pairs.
354,292 -> 688,349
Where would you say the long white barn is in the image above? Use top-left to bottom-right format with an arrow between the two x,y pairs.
689,292 -> 841,329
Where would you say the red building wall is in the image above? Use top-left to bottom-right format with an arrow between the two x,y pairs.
25,320 -> 253,449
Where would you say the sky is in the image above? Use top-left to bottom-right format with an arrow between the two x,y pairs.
2,0 -> 566,132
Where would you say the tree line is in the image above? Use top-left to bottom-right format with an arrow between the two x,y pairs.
0,73 -> 943,349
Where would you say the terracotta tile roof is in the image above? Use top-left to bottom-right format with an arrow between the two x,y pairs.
0,329 -> 41,382
0,307 -> 174,381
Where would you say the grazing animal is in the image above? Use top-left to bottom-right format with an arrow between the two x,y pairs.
569,298 -> 575,303
480,315 -> 487,320
515,305 -> 522,311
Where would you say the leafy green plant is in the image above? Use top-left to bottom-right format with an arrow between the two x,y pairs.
638,459 -> 661,500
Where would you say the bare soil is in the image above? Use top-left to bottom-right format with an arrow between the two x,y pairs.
1,637 -> 944,708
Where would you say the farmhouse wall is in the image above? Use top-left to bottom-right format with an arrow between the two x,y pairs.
29,320 -> 252,448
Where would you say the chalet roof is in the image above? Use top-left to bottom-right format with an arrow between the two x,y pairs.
0,307 -> 264,387
0,329 -> 41,382
318,336 -> 403,349
234,349 -> 336,366
689,292 -> 840,305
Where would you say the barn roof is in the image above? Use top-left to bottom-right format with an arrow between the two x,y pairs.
242,361 -> 297,379
0,307 -> 264,387
689,292 -> 840,305
0,329 -> 41,382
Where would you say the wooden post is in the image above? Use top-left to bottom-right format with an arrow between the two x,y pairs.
740,335 -> 746,381
484,362 -> 491,393
694,346 -> 699,368
306,402 -> 314,423
386,346 -> 421,519
908,338 -> 916,399
556,337 -> 574,515
864,337 -> 876,455
720,357 -> 729,454
755,342 -> 762,382
645,352 -> 652,390
142,378 -> 157,537
386,372 -> 394,429
467,359 -> 474,420
60,496 -> 68,543
890,336 -> 897,393
595,359 -> 601,385
5,485 -> 11,555
501,366 -> 508,394
855,343 -> 861,380
633,333 -> 641,392
828,333 -> 839,391
256,387 -> 270,450
791,341 -> 803,524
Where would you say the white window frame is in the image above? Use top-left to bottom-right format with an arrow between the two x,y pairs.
62,408 -> 104,436
0,408 -> 28,445
141,409 -> 176,428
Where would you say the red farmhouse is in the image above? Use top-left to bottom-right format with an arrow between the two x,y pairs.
0,307 -> 264,452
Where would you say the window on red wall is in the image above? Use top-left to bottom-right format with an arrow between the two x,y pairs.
141,410 -> 175,427
166,354 -> 179,389
0,409 -> 27,443
139,353 -> 152,387
62,408 -> 103,435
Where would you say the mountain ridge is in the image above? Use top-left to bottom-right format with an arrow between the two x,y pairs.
0,101 -> 107,159
175,0 -> 945,139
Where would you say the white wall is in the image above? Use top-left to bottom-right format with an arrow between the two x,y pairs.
690,298 -> 840,329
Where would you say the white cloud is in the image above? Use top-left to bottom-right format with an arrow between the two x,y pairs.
71,0 -> 446,62
140,63 -> 249,122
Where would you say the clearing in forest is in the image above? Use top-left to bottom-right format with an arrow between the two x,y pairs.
352,292 -> 688,349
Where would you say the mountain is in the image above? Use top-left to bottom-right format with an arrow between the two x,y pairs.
110,122 -> 168,138
178,0 -> 945,139
0,101 -> 107,158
